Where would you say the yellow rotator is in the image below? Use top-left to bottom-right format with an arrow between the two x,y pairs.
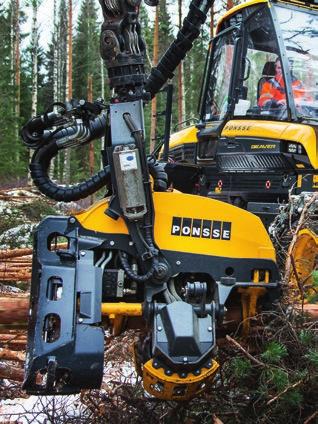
143,359 -> 219,401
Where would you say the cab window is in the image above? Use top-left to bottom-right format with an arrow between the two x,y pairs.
204,29 -> 237,122
235,7 -> 284,119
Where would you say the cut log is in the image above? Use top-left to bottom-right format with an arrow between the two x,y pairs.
298,304 -> 318,319
0,334 -> 27,343
0,296 -> 29,323
0,272 -> 31,282
0,248 -> 33,259
0,348 -> 25,362
0,362 -> 24,382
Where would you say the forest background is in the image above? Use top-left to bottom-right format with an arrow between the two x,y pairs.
0,0 -> 236,186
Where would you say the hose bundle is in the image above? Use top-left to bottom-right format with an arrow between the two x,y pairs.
145,0 -> 213,98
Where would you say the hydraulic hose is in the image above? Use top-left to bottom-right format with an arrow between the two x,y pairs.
147,156 -> 168,192
145,0 -> 213,98
118,251 -> 156,283
26,112 -> 112,202
30,141 -> 111,202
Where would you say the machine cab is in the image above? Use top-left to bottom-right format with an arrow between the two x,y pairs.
200,0 -> 318,126
195,0 -> 318,188
165,0 -> 318,222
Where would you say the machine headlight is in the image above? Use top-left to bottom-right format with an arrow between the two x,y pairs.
287,143 -> 303,154
287,143 -> 297,153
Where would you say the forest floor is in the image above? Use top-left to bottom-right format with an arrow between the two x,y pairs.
0,187 -> 317,424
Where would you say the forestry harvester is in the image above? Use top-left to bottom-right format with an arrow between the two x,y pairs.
21,0 -> 281,400
164,0 -> 318,300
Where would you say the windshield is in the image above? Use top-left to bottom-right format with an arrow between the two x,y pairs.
276,5 -> 318,119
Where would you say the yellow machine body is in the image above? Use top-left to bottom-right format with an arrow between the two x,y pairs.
76,191 -> 275,261
167,120 -> 318,172
75,191 -> 277,399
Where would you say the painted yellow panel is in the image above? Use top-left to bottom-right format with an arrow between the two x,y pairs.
75,192 -> 275,261
168,126 -> 198,149
297,174 -> 302,188
75,199 -> 129,235
222,120 -> 318,169
217,0 -> 268,32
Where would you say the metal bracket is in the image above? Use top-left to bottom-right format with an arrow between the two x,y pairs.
23,217 -> 104,394
110,101 -> 145,146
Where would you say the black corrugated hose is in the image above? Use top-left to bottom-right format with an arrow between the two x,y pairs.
30,140 -> 111,202
145,0 -> 213,98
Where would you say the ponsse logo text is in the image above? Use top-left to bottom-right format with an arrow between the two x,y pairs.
171,217 -> 232,240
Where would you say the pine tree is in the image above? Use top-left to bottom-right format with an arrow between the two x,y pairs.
71,0 -> 104,180
73,0 -> 102,100
0,1 -> 31,180
183,22 -> 210,121
148,0 -> 174,151
0,3 -> 17,179
57,0 -> 68,104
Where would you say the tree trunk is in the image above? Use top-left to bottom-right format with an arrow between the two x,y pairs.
88,74 -> 94,175
67,0 -> 73,99
149,5 -> 159,153
50,0 -> 59,180
210,2 -> 214,38
177,0 -> 185,129
13,0 -> 20,164
88,75 -> 95,204
28,0 -> 39,185
100,57 -> 105,168
63,0 -> 73,184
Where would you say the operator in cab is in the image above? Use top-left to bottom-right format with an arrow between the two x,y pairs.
258,58 -> 312,110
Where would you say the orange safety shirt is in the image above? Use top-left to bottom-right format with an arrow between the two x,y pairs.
258,75 -> 311,107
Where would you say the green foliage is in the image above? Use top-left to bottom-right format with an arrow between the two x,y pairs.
0,4 -> 19,180
183,25 -> 210,120
312,270 -> 318,286
281,389 -> 303,408
230,357 -> 252,379
261,341 -> 288,364
299,329 -> 315,346
73,0 -> 102,99
17,199 -> 57,221
262,368 -> 289,392
0,214 -> 24,235
306,292 -> 318,303
306,349 -> 318,368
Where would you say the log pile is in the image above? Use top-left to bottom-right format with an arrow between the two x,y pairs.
0,187 -> 39,203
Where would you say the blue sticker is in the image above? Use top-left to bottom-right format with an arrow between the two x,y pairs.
127,155 -> 134,161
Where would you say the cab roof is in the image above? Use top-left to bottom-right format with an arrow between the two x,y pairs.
216,0 -> 318,32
